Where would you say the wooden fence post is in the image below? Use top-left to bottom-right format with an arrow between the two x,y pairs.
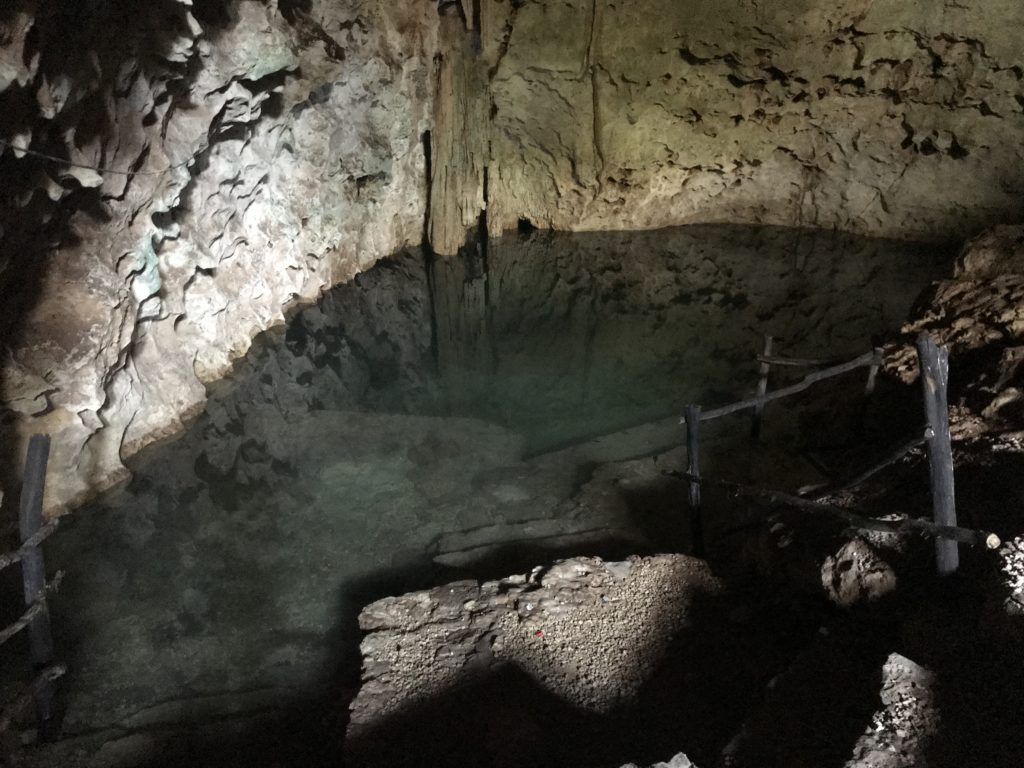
915,335 -> 959,575
18,434 -> 56,739
685,405 -> 705,558
864,346 -> 882,397
751,335 -> 773,439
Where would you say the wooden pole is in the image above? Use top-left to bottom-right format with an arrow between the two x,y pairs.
864,346 -> 882,397
915,335 -> 959,575
751,335 -> 773,439
17,434 -> 57,740
685,405 -> 705,558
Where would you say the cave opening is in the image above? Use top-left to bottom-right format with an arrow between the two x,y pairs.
2,1 -> 1024,767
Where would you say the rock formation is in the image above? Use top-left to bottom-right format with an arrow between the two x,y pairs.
345,554 -> 722,767
0,0 -> 438,512
3,0 -> 1024,513
892,224 -> 1024,433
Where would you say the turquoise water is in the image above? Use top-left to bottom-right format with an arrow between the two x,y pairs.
12,225 -> 952,759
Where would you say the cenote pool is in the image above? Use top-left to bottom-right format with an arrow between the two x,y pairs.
12,224 -> 952,761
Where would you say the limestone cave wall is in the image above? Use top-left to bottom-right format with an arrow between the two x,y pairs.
429,0 -> 1024,253
2,0 -> 1024,514
0,0 -> 439,512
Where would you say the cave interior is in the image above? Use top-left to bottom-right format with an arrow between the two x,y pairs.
1,1 -> 1024,767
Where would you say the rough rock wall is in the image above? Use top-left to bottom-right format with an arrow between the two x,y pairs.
429,0 -> 1024,254
4,0 -> 1024,514
0,0 -> 439,513
346,555 -> 720,767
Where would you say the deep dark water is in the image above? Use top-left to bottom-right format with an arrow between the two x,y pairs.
4,224 -> 956,764
433,225 -> 954,452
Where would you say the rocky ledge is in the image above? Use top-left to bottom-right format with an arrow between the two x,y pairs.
345,554 -> 720,768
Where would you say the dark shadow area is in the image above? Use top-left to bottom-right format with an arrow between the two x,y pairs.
339,571 -> 896,768
951,447 -> 1024,541
907,449 -> 1024,768
910,574 -> 1024,768
719,617 -> 893,768
101,560 -> 454,768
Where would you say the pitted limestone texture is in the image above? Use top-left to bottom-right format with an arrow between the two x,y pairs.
0,0 -> 439,513
428,0 -> 1024,254
347,555 -> 721,766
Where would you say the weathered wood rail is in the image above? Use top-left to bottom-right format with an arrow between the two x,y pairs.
0,434 -> 62,742
679,349 -> 882,426
916,335 -> 959,574
803,427 -> 934,500
680,333 -> 986,574
0,520 -> 59,573
675,471 -> 999,551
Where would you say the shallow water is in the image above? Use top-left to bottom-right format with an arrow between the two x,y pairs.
14,225 -> 953,744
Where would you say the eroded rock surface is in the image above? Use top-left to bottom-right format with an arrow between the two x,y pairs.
902,225 -> 1024,354
430,0 -> 1024,253
894,224 -> 1024,434
346,554 -> 721,767
821,538 -> 898,608
0,0 -> 439,512
844,654 -> 937,768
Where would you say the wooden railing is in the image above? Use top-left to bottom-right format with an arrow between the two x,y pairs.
680,333 -> 998,574
0,435 -> 63,744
